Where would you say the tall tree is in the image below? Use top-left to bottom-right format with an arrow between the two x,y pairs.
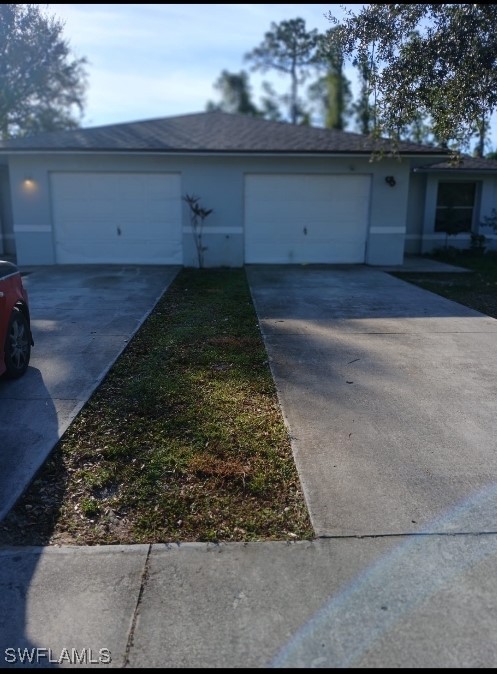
244,17 -> 320,124
206,70 -> 260,116
0,4 -> 87,139
307,71 -> 352,130
311,28 -> 353,130
258,82 -> 284,122
352,51 -> 434,143
352,54 -> 373,135
473,113 -> 490,158
328,4 -> 497,154
402,117 -> 435,146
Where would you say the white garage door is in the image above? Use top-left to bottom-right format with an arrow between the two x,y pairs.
51,172 -> 182,264
244,174 -> 371,264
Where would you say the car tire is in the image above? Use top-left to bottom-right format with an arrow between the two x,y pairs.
3,306 -> 31,378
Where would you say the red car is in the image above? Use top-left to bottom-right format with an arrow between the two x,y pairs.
0,261 -> 33,378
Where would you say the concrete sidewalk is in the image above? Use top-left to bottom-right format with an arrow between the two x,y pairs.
3,536 -> 497,668
2,264 -> 497,668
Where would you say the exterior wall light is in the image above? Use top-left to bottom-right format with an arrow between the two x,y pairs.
22,175 -> 37,193
385,176 -> 396,187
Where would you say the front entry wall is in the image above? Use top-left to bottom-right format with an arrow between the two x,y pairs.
8,154 -> 411,267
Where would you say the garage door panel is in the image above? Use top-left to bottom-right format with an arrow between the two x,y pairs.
51,172 -> 182,264
245,174 -> 370,264
56,238 -> 184,265
247,240 -> 366,265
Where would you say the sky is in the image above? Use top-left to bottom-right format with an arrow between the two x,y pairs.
47,3 -> 497,151
46,4 -> 359,127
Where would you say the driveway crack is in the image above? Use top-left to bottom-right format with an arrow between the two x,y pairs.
123,544 -> 152,667
318,531 -> 497,539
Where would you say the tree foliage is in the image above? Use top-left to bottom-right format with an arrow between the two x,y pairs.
328,4 -> 497,153
307,70 -> 352,130
0,4 -> 87,139
351,54 -> 373,136
206,70 -> 260,116
258,82 -> 284,122
244,17 -> 321,124
473,113 -> 490,158
308,28 -> 352,130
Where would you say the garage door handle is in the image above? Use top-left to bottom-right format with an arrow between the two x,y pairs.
117,226 -> 122,236
303,226 -> 308,235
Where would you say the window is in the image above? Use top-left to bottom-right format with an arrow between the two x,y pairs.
435,182 -> 476,233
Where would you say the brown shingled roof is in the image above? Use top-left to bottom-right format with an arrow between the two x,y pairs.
0,111 -> 448,156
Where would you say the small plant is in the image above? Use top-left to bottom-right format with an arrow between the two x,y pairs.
432,245 -> 460,262
470,233 -> 486,256
183,194 -> 213,268
80,496 -> 100,518
480,208 -> 497,234
432,245 -> 457,261
441,204 -> 467,250
472,208 -> 497,257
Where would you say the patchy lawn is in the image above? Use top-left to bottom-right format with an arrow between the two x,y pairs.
391,251 -> 497,319
0,269 -> 313,546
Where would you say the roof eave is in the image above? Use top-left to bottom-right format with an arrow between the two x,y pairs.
0,147 -> 449,158
413,166 -> 497,173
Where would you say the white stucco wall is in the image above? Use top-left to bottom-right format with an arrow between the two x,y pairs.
405,173 -> 427,255
7,152 -> 425,267
479,175 -> 497,250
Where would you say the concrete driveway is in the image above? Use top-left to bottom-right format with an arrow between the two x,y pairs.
247,265 -> 497,537
0,265 -> 179,522
3,263 -> 497,667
